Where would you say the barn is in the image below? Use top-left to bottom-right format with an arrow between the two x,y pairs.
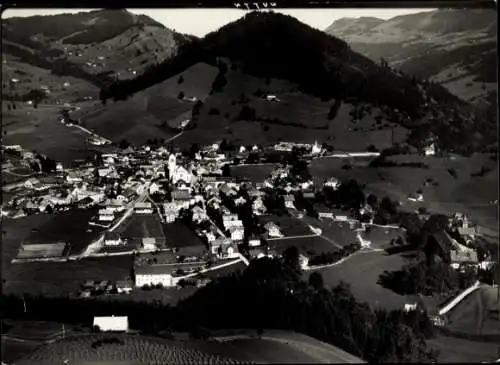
93,316 -> 129,332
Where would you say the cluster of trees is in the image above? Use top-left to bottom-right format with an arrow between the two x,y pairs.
1,257 -> 438,362
309,242 -> 361,266
33,154 -> 57,173
320,179 -> 365,212
263,190 -> 286,216
379,254 -> 478,296
3,89 -> 47,107
210,59 -> 228,93
379,213 -> 483,296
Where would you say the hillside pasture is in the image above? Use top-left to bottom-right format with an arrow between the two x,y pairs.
2,54 -> 99,103
305,250 -> 411,310
428,335 -> 499,363
2,105 -> 96,165
445,286 -> 500,341
17,334 -> 245,365
311,153 -> 498,235
80,62 -> 219,144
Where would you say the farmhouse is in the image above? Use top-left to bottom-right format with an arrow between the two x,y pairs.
93,316 -> 129,332
134,202 -> 153,214
142,237 -> 157,251
104,232 -> 123,246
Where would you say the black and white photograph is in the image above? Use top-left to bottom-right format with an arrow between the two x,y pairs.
1,4 -> 499,364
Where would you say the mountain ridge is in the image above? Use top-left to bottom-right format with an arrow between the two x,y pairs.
1,9 -> 195,86
325,8 -> 497,106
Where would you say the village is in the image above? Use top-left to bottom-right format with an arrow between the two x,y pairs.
1,135 -> 496,309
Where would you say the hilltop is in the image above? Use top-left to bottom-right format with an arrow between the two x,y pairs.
98,11 -> 490,154
2,9 -> 194,87
325,9 -> 497,108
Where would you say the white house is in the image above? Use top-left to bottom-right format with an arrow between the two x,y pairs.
264,222 -> 282,238
266,94 -> 279,102
284,195 -> 295,209
252,197 -> 266,215
192,206 -> 207,222
163,202 -> 178,223
66,172 -> 83,183
135,265 -> 174,287
142,237 -> 157,251
299,254 -> 309,270
424,142 -> 436,156
311,141 -> 322,155
248,237 -> 261,247
324,177 -> 340,190
93,316 -> 129,332
205,231 -> 216,243
230,226 -> 244,242
116,281 -> 133,294
134,202 -> 153,214
99,208 -> 115,222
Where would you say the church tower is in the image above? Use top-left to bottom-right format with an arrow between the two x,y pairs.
168,153 -> 177,181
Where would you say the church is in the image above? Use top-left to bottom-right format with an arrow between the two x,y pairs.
167,153 -> 194,187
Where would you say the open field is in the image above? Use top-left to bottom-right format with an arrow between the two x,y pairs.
163,221 -> 207,250
259,215 -> 311,237
22,209 -> 103,256
99,286 -> 199,306
1,214 -> 55,267
16,333 -> 246,365
269,236 -> 338,257
1,103 -> 97,165
428,334 -> 499,363
119,214 -> 166,247
304,250 -> 411,310
314,220 -> 359,247
230,164 -> 276,182
445,286 -> 500,340
3,256 -> 133,296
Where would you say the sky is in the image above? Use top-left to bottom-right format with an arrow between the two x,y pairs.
2,8 -> 436,37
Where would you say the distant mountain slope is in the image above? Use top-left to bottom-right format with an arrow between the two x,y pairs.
325,9 -> 497,106
99,11 -> 493,154
1,9 -> 195,86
